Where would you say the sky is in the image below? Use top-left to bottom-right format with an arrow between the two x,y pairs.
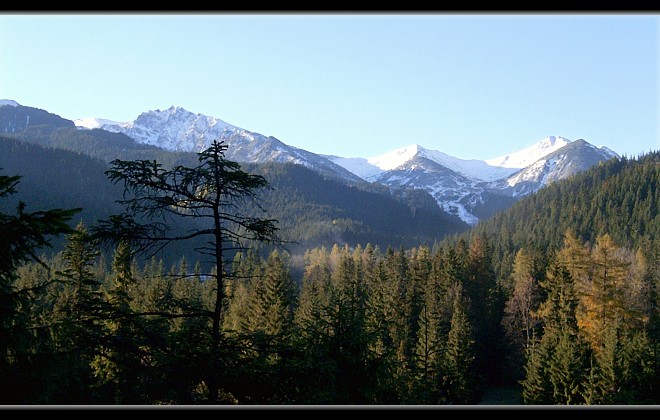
0,12 -> 658,160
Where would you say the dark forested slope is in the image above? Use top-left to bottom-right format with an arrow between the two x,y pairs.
0,135 -> 468,262
469,151 -> 660,277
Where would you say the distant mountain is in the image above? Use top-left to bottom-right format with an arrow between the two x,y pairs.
488,139 -> 619,198
75,106 -> 363,184
329,145 -> 499,225
85,105 -> 235,152
328,138 -> 617,224
326,144 -> 517,182
485,135 -> 572,168
3,100 -> 620,225
0,134 -> 467,259
0,102 -> 470,256
0,100 -> 74,135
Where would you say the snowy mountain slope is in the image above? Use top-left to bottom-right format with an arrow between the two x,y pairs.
370,153 -> 487,225
489,139 -> 619,197
328,137 -> 617,224
486,135 -> 571,168
327,144 -> 518,182
76,106 -> 364,184
79,106 -> 236,153
74,117 -> 127,130
0,99 -> 19,107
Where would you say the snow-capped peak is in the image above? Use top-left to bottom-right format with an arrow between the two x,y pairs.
329,143 -> 520,182
74,117 -> 129,129
0,98 -> 623,229
100,106 -> 240,152
364,143 -> 523,181
486,136 -> 571,168
324,144 -> 426,182
0,99 -> 19,107
595,145 -> 619,159
411,145 -> 518,181
368,144 -> 422,171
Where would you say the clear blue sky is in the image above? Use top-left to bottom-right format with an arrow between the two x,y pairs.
1,12 -> 657,160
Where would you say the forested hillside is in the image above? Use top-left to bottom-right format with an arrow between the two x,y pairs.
2,129 -> 659,405
0,137 -> 124,234
246,162 -> 467,253
471,152 -> 660,279
0,135 -> 467,262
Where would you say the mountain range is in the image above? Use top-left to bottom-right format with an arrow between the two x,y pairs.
0,99 -> 618,226
70,103 -> 618,224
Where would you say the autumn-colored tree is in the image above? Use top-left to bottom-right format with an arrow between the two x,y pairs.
576,234 -> 631,353
501,248 -> 543,382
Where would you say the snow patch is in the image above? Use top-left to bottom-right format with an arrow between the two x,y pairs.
486,136 -> 571,168
367,144 -> 421,171
324,156 -> 384,181
74,117 -> 129,129
0,99 -> 19,107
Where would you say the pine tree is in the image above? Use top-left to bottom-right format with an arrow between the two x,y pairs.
521,339 -> 553,404
556,229 -> 591,285
382,246 -> 416,399
54,221 -> 104,349
224,249 -> 297,403
327,245 -> 369,403
224,249 -> 261,333
51,222 -> 107,402
93,140 -> 282,403
546,326 -> 588,405
612,329 -> 655,404
253,249 -> 295,338
577,234 -> 630,354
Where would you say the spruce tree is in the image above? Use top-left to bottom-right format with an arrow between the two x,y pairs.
291,246 -> 335,403
442,282 -> 477,404
522,259 -> 587,404
363,257 -> 403,403
412,273 -> 445,404
52,222 -> 107,402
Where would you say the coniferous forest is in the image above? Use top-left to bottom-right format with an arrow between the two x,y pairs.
2,130 -> 660,405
